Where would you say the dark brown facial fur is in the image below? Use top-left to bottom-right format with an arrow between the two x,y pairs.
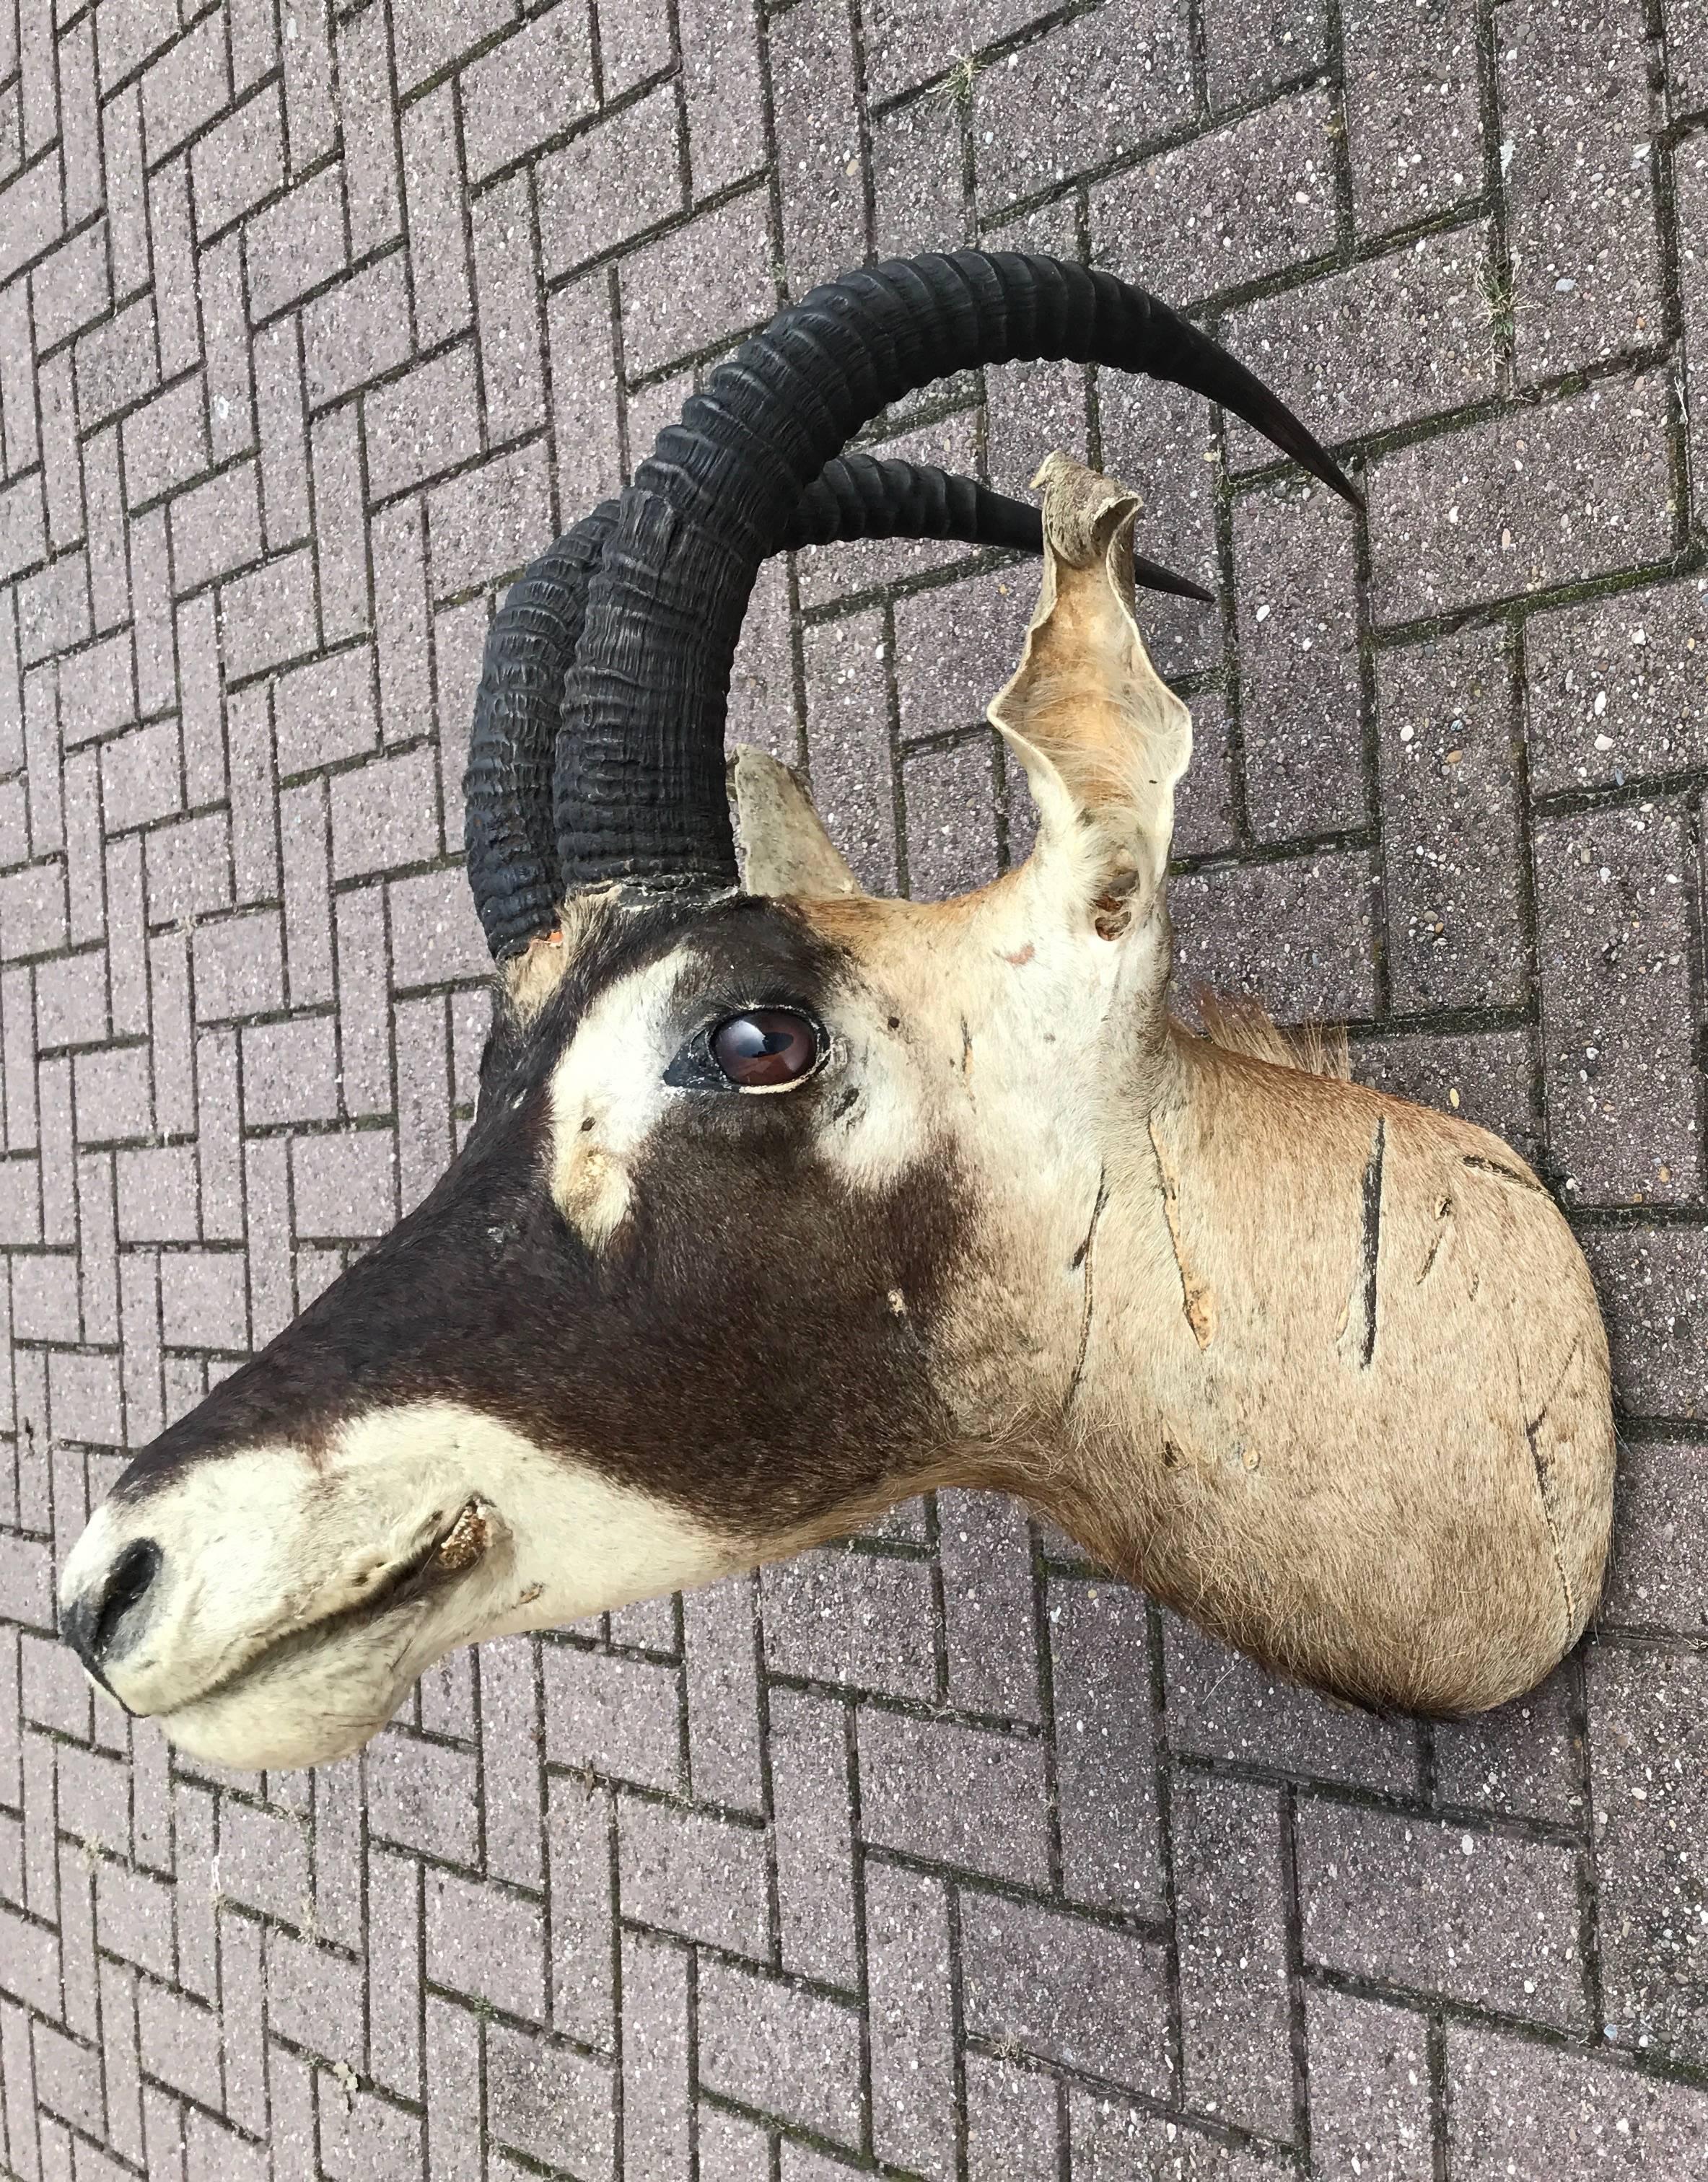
109,897 -> 971,1537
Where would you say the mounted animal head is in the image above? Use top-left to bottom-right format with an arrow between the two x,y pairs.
60,253 -> 1614,1769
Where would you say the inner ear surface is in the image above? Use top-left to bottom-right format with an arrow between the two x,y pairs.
987,451 -> 1192,904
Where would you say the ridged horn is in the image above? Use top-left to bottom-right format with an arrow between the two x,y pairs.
789,452 -> 1212,602
463,445 -> 1208,958
554,250 -> 1358,898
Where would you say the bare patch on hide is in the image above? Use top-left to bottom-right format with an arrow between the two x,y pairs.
1147,1121 -> 1214,1349
1336,1118 -> 1385,1370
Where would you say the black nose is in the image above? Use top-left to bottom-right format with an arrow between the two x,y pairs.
62,1539 -> 162,1683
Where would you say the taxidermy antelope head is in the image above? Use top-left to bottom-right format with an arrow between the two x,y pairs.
61,252 -> 1614,1769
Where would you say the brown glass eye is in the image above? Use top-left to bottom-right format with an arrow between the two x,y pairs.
710,1010 -> 820,1089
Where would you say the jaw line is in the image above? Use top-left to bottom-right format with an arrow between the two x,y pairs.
133,1499 -> 496,1722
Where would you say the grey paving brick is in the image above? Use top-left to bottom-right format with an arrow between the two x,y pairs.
425,439 -> 551,597
391,0 -> 517,96
1164,1611 -> 1421,1792
963,1892 -> 1172,2099
364,343 -> 484,501
1445,2020 -> 1708,2176
620,1929 -> 690,2179
1092,89 -> 1339,307
1204,0 -> 1325,110
219,545 -> 318,680
1377,623 -> 1528,1012
1098,371 -> 1227,685
190,82 -> 284,240
864,1862 -> 955,2176
975,3 -> 1193,217
1173,1774 -> 1294,2136
1171,847 -> 1378,1023
679,0 -> 766,200
934,1489 -> 1038,1719
618,1795 -> 770,1958
471,177 -> 546,444
1499,0 -> 1664,385
901,735 -> 1002,900
544,1644 -> 684,1793
1533,801 -> 1699,1204
1297,1799 -> 1588,2028
1524,575 -> 1708,795
537,89 -> 683,282
548,276 -> 625,514
767,1686 -> 859,1984
1602,1441 -> 1708,1631
803,610 -> 900,895
337,4 -> 403,258
141,9 -> 229,166
367,1725 -> 481,1864
311,408 -> 369,642
1431,1660 -> 1583,1825
1342,0 -> 1481,242
771,0 -> 865,299
1586,1643 -> 1708,2069
245,167 -> 347,325
1226,223 -> 1499,470
426,1867 -> 547,2022
152,159 -> 202,380
862,0 -> 1054,102
1304,1985 -> 1433,2181
290,1128 -> 397,1238
761,1541 -> 937,1699
299,253 -> 415,408
274,644 -> 380,777
859,1706 -> 1051,1883
30,224 -> 111,356
402,87 -> 473,349
1368,372 -> 1676,623
1679,136 -> 1708,507
462,11 -> 597,188
1232,479 -> 1365,842
696,1959 -> 862,2147
620,190 -> 776,380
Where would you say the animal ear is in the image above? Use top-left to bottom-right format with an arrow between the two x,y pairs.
988,452 -> 1191,938
729,746 -> 863,900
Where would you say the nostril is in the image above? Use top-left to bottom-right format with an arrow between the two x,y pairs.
91,1540 -> 162,1659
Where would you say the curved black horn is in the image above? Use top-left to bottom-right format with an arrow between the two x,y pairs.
555,250 -> 1360,898
464,444 -> 1209,958
465,504 -> 619,960
787,452 -> 1210,605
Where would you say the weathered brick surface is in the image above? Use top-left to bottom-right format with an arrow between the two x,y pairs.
1,2 -> 1704,2177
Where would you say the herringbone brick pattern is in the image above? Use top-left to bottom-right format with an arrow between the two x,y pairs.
1,0 -> 1706,2174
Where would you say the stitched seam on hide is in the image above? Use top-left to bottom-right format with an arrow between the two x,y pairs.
1066,1170 -> 1109,1407
1147,1118 -> 1214,1349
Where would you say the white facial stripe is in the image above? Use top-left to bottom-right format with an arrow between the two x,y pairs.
546,949 -> 696,1245
63,1401 -> 739,1771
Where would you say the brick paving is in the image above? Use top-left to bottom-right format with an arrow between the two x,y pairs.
0,0 -> 1705,2176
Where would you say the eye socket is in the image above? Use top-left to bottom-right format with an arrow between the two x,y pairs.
709,1009 -> 821,1090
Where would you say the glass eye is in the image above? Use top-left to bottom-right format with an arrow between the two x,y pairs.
709,1009 -> 820,1089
